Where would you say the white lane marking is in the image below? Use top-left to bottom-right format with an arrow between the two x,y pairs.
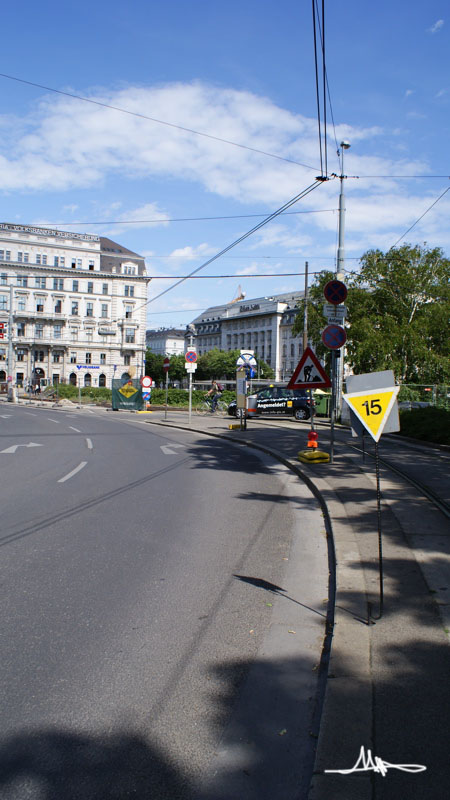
69,426 -> 81,433
47,418 -> 60,423
86,438 -> 93,449
1,442 -> 43,454
160,443 -> 185,455
58,461 -> 87,483
0,414 -> 12,418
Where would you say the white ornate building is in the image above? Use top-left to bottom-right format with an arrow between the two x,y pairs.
189,290 -> 305,381
0,223 -> 150,389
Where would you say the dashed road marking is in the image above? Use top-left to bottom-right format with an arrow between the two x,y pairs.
58,461 -> 87,483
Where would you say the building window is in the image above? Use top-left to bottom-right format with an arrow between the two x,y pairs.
17,322 -> 25,337
84,373 -> 92,387
0,295 -> 7,311
34,350 -> 45,362
69,372 -> 77,385
125,305 -> 133,319
54,324 -> 62,339
71,260 -> 76,269
89,261 -> 95,271
0,273 -> 6,285
54,257 -> 60,267
290,343 -> 295,357
53,278 -> 64,291
17,276 -> 28,287
71,329 -> 78,342
77,259 -> 82,268
70,352 -> 77,363
86,302 -> 93,317
86,329 -> 93,342
99,373 -> 106,387
17,349 -> 26,362
54,300 -> 62,314
60,257 -> 65,267
124,354 -> 131,365
71,301 -> 79,315
35,277 -> 46,289
85,353 -> 92,364
42,254 -> 47,265
53,351 -> 63,363
17,297 -> 26,312
102,283 -> 108,295
87,281 -> 94,294
35,323 -> 44,339
36,302 -> 44,313
0,348 -> 5,360
100,353 -> 106,365
124,285 -> 134,297
125,329 -> 135,343
36,254 -> 41,264
101,304 -> 108,318
72,280 -> 79,292
17,252 -> 23,262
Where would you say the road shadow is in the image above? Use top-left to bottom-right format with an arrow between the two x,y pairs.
0,728 -> 195,800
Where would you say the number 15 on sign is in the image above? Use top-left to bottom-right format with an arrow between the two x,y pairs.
343,386 -> 400,442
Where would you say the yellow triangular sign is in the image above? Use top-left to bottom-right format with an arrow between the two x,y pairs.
343,386 -> 400,442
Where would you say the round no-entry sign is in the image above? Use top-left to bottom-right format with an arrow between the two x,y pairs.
163,357 -> 170,371
141,376 -> 153,388
322,324 -> 347,349
185,351 -> 197,363
324,279 -> 348,305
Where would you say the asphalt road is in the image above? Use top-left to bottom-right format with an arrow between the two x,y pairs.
0,405 -> 328,799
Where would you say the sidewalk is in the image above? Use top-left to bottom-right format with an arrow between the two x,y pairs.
144,410 -> 449,800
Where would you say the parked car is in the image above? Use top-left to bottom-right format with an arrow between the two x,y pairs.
228,385 -> 313,420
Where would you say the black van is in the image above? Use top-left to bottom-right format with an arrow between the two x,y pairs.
228,385 -> 313,420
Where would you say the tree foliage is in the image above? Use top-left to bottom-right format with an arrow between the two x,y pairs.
146,347 -> 274,384
292,245 -> 450,384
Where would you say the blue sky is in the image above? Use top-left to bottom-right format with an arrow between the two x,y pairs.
1,0 -> 448,328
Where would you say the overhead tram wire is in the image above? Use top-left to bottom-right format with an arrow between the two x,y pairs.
42,208 -> 337,228
133,178 -> 330,315
312,1 -> 324,176
391,185 -> 450,248
0,72 -> 319,173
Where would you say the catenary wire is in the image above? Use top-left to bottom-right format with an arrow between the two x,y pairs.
311,1 -> 323,176
391,185 -> 450,248
0,72 -> 319,172
43,209 -> 337,227
133,179 -> 328,314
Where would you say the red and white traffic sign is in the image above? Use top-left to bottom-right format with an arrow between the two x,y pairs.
163,357 -> 170,371
324,279 -> 347,305
141,375 -> 153,388
287,346 -> 331,389
185,350 -> 197,363
322,324 -> 347,350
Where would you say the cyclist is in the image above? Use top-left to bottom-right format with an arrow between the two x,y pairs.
206,379 -> 222,412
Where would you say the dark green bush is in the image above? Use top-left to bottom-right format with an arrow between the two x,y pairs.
398,407 -> 450,446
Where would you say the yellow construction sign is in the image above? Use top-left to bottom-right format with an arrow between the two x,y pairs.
343,386 -> 400,442
118,383 -> 138,398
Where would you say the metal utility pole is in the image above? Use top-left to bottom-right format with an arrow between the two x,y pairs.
336,141 -> 350,416
336,141 -> 350,282
303,261 -> 314,431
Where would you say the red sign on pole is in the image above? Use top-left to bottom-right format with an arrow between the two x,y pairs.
321,324 -> 347,350
323,280 -> 347,305
287,347 -> 331,389
163,357 -> 170,371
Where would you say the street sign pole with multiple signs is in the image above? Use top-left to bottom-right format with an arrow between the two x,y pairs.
163,357 -> 170,419
321,279 -> 348,463
185,347 -> 197,424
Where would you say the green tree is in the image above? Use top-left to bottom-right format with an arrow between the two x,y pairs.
196,348 -> 274,380
145,350 -> 165,384
292,246 -> 450,384
347,244 -> 449,382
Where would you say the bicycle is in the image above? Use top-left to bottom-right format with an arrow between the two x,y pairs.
195,395 -> 228,416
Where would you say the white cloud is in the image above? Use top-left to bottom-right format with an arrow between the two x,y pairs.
428,19 -> 444,33
404,89 -> 414,98
103,202 -> 170,237
435,89 -> 448,98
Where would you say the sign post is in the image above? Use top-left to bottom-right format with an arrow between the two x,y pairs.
321,280 -> 348,463
343,371 -> 400,621
185,348 -> 197,425
163,357 -> 170,419
236,366 -> 247,431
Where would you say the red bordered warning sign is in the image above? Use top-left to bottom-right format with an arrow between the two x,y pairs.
287,346 -> 331,390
